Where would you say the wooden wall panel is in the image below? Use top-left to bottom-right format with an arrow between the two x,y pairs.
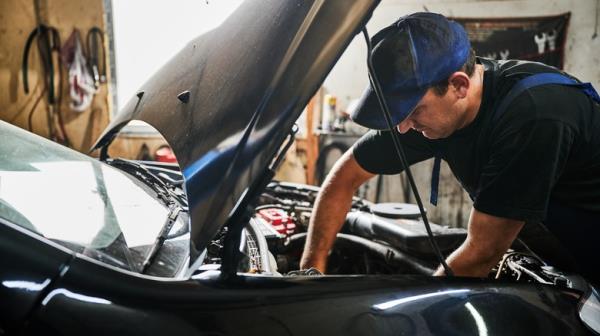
0,0 -> 111,154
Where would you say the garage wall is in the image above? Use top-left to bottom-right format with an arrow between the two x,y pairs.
0,0 -> 112,154
322,0 -> 600,227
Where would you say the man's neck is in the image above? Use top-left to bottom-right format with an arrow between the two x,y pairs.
460,64 -> 485,128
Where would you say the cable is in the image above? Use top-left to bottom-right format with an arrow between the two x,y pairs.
54,43 -> 71,147
361,28 -> 453,276
27,85 -> 47,132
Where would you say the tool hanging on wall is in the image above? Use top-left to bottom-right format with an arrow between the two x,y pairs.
86,27 -> 107,89
21,0 -> 70,146
22,25 -> 59,104
22,24 -> 71,146
60,29 -> 96,112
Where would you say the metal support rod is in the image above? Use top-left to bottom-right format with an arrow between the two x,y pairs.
361,28 -> 453,276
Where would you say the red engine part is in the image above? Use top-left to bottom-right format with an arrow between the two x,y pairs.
257,208 -> 296,235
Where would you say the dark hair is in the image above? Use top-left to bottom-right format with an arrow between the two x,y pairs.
431,48 -> 476,96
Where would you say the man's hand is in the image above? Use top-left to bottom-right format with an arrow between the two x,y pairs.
300,149 -> 374,273
287,267 -> 323,276
434,208 -> 524,277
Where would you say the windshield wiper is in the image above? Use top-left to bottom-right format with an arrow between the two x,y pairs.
106,158 -> 189,273
107,158 -> 187,207
141,204 -> 182,274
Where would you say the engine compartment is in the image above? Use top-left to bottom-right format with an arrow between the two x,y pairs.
199,181 -> 583,289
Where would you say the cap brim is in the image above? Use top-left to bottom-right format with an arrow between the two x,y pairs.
350,85 -> 427,130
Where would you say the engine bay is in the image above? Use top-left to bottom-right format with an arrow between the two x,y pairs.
198,181 -> 583,289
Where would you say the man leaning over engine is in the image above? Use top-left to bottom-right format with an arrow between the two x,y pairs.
300,12 -> 600,285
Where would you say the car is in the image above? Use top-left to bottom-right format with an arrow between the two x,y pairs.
1,0 -> 598,335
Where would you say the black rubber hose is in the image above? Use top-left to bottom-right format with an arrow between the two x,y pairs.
22,27 -> 39,94
344,212 -> 464,259
287,232 -> 434,275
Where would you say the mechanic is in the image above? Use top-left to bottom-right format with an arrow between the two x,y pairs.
300,12 -> 600,285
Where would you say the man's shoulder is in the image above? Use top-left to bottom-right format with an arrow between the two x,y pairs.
484,58 -> 564,93
481,58 -> 562,77
482,58 -> 589,129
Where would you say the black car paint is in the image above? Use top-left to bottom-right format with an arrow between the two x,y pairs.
0,219 -> 72,332
1,224 -> 591,335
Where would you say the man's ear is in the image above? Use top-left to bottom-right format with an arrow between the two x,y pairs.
448,72 -> 470,98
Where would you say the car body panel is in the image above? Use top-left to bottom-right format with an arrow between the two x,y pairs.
0,219 -> 72,332
26,251 -> 591,335
92,0 -> 378,264
3,212 -> 593,335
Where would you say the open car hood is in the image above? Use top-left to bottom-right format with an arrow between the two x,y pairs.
93,0 -> 378,267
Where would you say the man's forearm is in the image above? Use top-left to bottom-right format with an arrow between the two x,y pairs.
299,151 -> 375,273
433,239 -> 505,277
433,208 -> 525,277
300,181 -> 356,272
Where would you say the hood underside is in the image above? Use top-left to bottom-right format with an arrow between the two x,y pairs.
93,0 -> 379,266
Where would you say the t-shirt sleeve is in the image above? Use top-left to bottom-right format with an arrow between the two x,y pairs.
474,116 -> 575,223
352,129 -> 434,175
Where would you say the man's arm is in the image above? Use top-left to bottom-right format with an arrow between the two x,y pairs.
434,208 -> 524,276
300,149 -> 375,273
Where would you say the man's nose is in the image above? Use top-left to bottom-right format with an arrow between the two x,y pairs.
396,118 -> 413,134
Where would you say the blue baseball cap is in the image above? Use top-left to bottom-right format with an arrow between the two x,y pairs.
351,12 -> 471,130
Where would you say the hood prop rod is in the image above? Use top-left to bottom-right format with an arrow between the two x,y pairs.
362,28 -> 453,276
220,125 -> 299,281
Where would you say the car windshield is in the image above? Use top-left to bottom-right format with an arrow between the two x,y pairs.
0,122 -> 182,273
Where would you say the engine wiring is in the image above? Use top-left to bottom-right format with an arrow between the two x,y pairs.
361,28 -> 454,276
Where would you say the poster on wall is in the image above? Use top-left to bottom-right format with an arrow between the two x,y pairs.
451,13 -> 571,69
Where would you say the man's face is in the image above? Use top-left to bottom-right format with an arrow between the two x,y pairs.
396,87 -> 465,139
